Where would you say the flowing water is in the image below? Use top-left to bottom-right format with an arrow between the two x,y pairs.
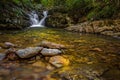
29,11 -> 48,27
0,28 -> 120,80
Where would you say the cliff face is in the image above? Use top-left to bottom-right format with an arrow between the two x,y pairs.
0,1 -> 29,29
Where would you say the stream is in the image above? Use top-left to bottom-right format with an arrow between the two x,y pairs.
0,27 -> 120,80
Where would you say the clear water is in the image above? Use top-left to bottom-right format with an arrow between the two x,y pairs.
0,28 -> 120,80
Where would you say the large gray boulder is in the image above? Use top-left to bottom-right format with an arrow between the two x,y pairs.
41,48 -> 62,56
16,47 -> 43,58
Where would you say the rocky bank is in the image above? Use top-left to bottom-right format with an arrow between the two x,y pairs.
66,19 -> 120,38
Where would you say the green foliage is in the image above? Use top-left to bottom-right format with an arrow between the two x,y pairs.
12,0 -> 20,4
0,0 -> 120,20
41,0 -> 55,8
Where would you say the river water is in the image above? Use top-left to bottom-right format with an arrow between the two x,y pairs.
0,28 -> 120,80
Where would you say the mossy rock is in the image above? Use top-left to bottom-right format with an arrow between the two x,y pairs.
46,12 -> 71,28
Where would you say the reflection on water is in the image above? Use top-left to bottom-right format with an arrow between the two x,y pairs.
0,27 -> 120,80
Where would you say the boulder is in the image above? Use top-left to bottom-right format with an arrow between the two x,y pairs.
49,56 -> 69,68
16,47 -> 43,58
39,41 -> 65,49
41,48 -> 62,56
0,53 -> 6,61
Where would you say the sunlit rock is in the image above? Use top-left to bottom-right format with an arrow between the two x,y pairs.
46,64 -> 55,70
39,40 -> 66,49
32,61 -> 46,67
16,47 -> 43,58
41,48 -> 62,56
49,56 -> 69,68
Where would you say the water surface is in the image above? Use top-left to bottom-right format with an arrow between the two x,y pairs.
0,28 -> 120,80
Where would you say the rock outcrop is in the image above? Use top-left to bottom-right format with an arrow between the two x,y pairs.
66,20 -> 120,38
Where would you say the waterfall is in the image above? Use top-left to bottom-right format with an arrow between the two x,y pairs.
29,11 -> 48,27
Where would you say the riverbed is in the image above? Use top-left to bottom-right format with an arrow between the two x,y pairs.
0,27 -> 120,80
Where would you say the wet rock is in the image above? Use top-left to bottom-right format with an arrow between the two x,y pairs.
4,42 -> 15,48
41,48 -> 62,56
39,41 -> 65,49
49,56 -> 69,68
5,48 -> 18,60
0,53 -> 6,61
16,47 -> 43,58
6,52 -> 18,60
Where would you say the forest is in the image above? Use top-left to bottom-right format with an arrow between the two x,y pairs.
1,0 -> 120,28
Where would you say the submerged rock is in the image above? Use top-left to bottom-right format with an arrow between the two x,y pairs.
0,53 -> 6,61
0,42 -> 17,49
49,56 -> 69,68
4,42 -> 15,48
16,47 -> 43,58
41,48 -> 62,56
32,61 -> 46,67
90,48 -> 103,52
39,41 -> 65,49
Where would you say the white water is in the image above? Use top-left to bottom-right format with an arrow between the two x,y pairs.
29,11 -> 48,27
